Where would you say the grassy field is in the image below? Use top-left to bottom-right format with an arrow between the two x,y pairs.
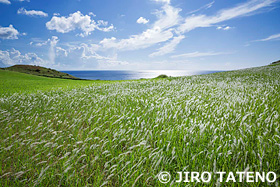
0,69 -> 109,96
0,65 -> 279,186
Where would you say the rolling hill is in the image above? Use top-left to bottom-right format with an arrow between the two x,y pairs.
1,65 -> 80,80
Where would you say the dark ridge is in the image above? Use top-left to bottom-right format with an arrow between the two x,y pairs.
271,60 -> 280,65
1,65 -> 84,80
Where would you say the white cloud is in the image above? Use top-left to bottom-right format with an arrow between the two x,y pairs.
34,41 -> 48,47
153,4 -> 182,30
95,20 -> 114,32
149,35 -> 185,57
81,50 -> 115,61
50,43 -> 127,69
56,47 -> 68,57
137,4 -> 182,55
255,33 -> 280,41
100,27 -> 174,51
171,51 -> 228,58
30,36 -> 59,64
188,1 -> 215,14
0,0 -> 10,4
205,1 -> 215,9
89,12 -> 96,17
31,36 -> 58,47
79,43 -> 109,60
78,1 -> 183,55
17,8 -> 48,17
46,11 -> 114,36
0,25 -> 20,39
99,3 -> 181,51
223,26 -> 231,30
153,0 -> 170,4
216,25 -> 233,30
178,0 -> 277,33
137,17 -> 149,24
49,36 -> 59,64
0,48 -> 46,66
47,42 -> 104,61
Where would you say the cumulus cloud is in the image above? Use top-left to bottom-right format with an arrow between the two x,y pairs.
17,8 -> 48,17
0,48 -> 46,66
137,17 -> 149,24
0,0 -> 10,4
255,33 -> 280,42
0,25 -> 20,39
178,0 -> 277,33
46,11 -> 114,37
31,36 -> 58,47
149,35 -> 185,57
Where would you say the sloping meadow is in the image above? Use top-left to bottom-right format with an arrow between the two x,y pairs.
0,65 -> 279,186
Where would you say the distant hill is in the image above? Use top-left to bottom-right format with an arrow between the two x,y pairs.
271,60 -> 280,65
1,65 -> 81,80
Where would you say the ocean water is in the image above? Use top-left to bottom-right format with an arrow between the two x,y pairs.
62,70 -> 221,80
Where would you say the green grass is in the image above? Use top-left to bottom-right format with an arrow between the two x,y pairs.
0,69 -> 109,96
0,65 -> 279,186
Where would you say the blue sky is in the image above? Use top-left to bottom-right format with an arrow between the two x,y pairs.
0,0 -> 279,70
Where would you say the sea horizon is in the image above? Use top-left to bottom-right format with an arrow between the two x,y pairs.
62,70 -> 223,80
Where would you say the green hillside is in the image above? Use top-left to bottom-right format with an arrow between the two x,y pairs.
0,69 -> 105,96
1,65 -> 80,80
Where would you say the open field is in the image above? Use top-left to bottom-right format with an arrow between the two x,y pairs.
0,69 -> 109,96
0,64 -> 280,186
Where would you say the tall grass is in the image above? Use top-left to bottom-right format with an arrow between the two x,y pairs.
0,65 -> 279,186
